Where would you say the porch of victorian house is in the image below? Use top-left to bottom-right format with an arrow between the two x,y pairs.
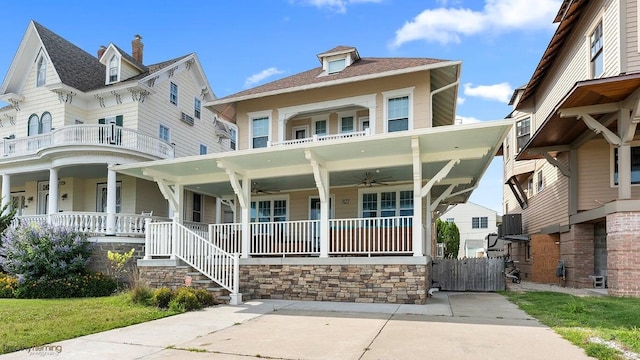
114,121 -> 512,305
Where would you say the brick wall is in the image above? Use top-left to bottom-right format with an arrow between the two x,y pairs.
239,263 -> 427,304
560,223 -> 594,288
606,212 -> 640,296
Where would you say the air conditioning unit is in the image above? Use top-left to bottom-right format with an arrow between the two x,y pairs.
500,214 -> 522,237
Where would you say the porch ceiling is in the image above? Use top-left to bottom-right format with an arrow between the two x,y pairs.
517,73 -> 640,160
114,120 -> 512,206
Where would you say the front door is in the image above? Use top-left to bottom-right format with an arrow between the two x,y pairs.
37,181 -> 49,215
10,193 -> 26,216
96,182 -> 122,213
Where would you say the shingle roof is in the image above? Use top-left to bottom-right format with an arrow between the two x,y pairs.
122,54 -> 191,82
215,56 -> 447,102
33,21 -> 106,92
112,44 -> 147,71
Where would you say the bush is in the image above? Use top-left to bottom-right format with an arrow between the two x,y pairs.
0,223 -> 91,282
152,287 -> 174,308
12,273 -> 117,299
130,285 -> 154,306
174,287 -> 201,311
193,288 -> 215,307
0,273 -> 17,298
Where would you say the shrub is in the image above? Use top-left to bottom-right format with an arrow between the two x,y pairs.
12,273 -> 117,299
173,287 -> 201,311
193,288 -> 215,307
153,287 -> 174,308
107,248 -> 136,287
0,223 -> 91,282
130,285 -> 154,306
0,273 -> 17,298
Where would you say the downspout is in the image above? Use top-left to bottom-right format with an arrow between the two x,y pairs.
430,78 -> 460,127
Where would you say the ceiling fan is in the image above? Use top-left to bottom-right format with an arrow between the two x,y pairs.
251,181 -> 279,195
354,171 -> 392,187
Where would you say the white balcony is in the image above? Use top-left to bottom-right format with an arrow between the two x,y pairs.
269,130 -> 370,147
2,124 -> 175,159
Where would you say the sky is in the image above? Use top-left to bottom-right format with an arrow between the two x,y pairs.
0,0 -> 563,215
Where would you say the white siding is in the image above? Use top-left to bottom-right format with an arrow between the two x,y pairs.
440,202 -> 497,258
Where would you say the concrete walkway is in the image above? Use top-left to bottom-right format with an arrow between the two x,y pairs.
1,292 -> 593,359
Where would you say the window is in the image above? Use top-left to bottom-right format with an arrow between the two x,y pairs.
528,177 -> 534,195
159,124 -> 170,142
230,128 -> 237,150
36,56 -> 46,87
96,181 -> 122,213
293,126 -> 307,140
109,56 -> 119,83
328,58 -> 346,74
472,217 -> 488,229
252,117 -> 269,148
590,21 -> 604,78
194,98 -> 201,119
250,198 -> 287,222
169,82 -> 178,105
537,171 -> 544,192
613,146 -> 640,185
387,96 -> 409,132
516,118 -> 530,152
315,120 -> 327,136
192,193 -> 202,223
505,134 -> 511,159
446,218 -> 454,223
361,189 -> 414,217
199,144 -> 207,155
340,116 -> 354,133
27,112 -> 52,136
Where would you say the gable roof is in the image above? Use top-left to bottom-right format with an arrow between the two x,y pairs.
209,56 -> 451,106
111,44 -> 148,72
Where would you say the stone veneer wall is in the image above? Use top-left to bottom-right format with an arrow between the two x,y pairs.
606,212 -> 640,297
88,238 -> 145,277
239,263 -> 428,304
560,223 -> 594,288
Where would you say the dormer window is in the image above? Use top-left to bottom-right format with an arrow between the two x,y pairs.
36,56 -> 46,87
109,55 -> 119,83
328,58 -> 346,74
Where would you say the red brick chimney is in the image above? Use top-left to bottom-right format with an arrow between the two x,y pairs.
132,34 -> 143,64
97,45 -> 107,59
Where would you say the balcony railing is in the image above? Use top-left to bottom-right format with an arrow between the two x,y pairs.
2,124 -> 175,159
14,212 -> 170,236
270,129 -> 370,147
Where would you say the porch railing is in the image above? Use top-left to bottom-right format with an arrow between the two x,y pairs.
329,216 -> 413,255
209,223 -> 242,254
250,220 -> 320,256
270,129 -> 370,147
184,221 -> 209,239
2,124 -> 175,159
146,220 -> 240,304
15,212 -> 167,236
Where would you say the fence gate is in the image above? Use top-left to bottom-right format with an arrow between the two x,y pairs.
430,258 -> 505,292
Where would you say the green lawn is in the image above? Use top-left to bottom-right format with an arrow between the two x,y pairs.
0,294 -> 179,354
505,291 -> 640,360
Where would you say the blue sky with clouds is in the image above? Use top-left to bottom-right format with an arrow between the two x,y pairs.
0,0 -> 563,214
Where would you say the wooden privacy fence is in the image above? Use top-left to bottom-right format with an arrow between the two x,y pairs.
431,257 -> 505,292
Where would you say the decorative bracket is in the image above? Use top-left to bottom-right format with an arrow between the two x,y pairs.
421,159 -> 460,198
95,94 -> 106,108
577,114 -> 622,146
111,90 -> 122,105
8,98 -> 21,111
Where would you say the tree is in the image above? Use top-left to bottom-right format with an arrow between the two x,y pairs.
436,218 -> 460,258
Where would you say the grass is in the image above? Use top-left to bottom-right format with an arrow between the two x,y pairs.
0,293 -> 179,354
505,291 -> 640,360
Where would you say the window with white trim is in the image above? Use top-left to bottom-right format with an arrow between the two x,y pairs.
328,58 -> 346,74
194,98 -> 201,119
387,96 -> 409,132
252,117 -> 269,148
36,56 -> 46,87
361,189 -> 414,218
159,124 -> 170,142
169,82 -> 178,105
315,120 -> 327,136
590,21 -> 604,78
230,128 -> 237,150
472,217 -> 488,229
108,55 -> 119,83
250,198 -> 287,222
537,171 -> 544,192
192,193 -> 202,222
516,118 -> 530,152
28,112 -> 52,136
340,116 -> 354,133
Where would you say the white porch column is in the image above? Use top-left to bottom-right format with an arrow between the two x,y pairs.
240,176 -> 251,258
425,193 -> 432,257
215,197 -> 222,224
48,168 -> 59,218
319,169 -> 330,258
1,174 -> 10,214
368,105 -> 377,134
411,138 -> 423,256
106,164 -> 117,235
175,183 -> 184,225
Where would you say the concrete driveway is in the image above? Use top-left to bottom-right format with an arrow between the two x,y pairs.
0,292 -> 593,359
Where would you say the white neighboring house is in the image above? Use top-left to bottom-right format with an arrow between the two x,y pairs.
441,202 -> 498,258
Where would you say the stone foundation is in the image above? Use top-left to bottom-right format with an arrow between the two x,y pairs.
87,238 -> 145,281
606,212 -> 640,297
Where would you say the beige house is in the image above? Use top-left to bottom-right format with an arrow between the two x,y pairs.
0,22 -> 232,259
117,46 -> 511,304
503,0 -> 640,296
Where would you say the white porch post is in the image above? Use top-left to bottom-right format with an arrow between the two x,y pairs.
106,164 -> 117,235
215,197 -> 222,224
368,105 -> 377,134
171,214 -> 178,259
618,145 -> 631,199
319,169 -> 330,258
411,138 -> 424,256
240,176 -> 251,258
48,168 -> 59,220
425,193 -> 432,257
1,174 -> 10,214
175,183 -> 184,225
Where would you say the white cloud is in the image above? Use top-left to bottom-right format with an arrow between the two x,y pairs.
457,96 -> 465,105
296,0 -> 381,13
244,67 -> 285,88
463,82 -> 513,103
455,116 -> 483,125
391,0 -> 561,47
